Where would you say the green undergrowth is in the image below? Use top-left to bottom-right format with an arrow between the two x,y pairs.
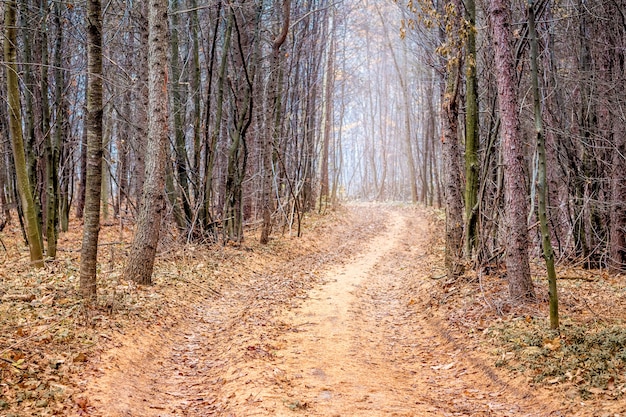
488,318 -> 626,399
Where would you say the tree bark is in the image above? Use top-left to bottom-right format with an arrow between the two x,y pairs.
19,0 -> 43,242
123,0 -> 169,285
76,110 -> 88,219
490,0 -> 536,301
528,0 -> 558,328
442,59 -> 464,279
464,0 -> 479,257
53,1 -> 68,233
4,0 -> 44,268
80,0 -> 104,302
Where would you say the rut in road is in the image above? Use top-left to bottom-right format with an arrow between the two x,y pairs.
86,206 -> 556,417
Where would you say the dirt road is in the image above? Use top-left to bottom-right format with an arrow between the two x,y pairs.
85,206 -> 560,416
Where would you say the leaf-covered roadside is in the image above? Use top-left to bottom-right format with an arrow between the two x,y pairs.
490,319 -> 626,399
0,218 -> 181,416
422,211 -> 626,413
0,258 -> 102,416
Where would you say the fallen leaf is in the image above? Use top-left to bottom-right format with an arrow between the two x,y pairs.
73,352 -> 87,363
75,397 -> 90,410
607,376 -> 615,390
543,337 -> 561,351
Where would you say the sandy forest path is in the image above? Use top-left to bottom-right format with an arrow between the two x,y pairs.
84,205 -> 559,417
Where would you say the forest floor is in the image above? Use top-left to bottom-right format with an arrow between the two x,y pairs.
2,204 -> 626,416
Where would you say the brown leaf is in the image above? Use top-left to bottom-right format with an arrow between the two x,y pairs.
73,352 -> 87,363
543,337 -> 561,351
607,376 -> 615,390
75,397 -> 90,410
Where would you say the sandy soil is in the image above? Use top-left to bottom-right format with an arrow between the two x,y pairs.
83,205 -> 569,416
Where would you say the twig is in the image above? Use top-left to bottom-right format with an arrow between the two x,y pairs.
578,295 -> 603,320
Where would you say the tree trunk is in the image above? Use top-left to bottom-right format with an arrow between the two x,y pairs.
439,0 -> 465,279
19,0 -> 43,243
204,4 -> 230,234
123,0 -> 169,285
39,0 -> 58,258
80,0 -> 104,302
54,0 -> 69,233
4,0 -> 44,268
441,58 -> 464,279
190,0 -> 202,206
490,0 -> 536,301
464,0 -> 479,257
261,0 -> 290,244
319,6 -> 334,210
75,108 -> 87,218
528,0 -> 558,328
169,0 -> 192,227
224,3 -> 260,243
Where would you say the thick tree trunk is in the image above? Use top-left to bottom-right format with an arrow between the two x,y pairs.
4,0 -> 44,268
490,0 -> 536,301
439,0 -> 465,279
442,62 -> 464,279
123,0 -> 169,285
79,0 -> 104,302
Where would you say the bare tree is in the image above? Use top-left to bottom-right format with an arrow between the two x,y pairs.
528,0 -> 558,327
490,0 -> 535,300
4,0 -> 44,268
122,0 -> 169,285
80,0 -> 104,302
